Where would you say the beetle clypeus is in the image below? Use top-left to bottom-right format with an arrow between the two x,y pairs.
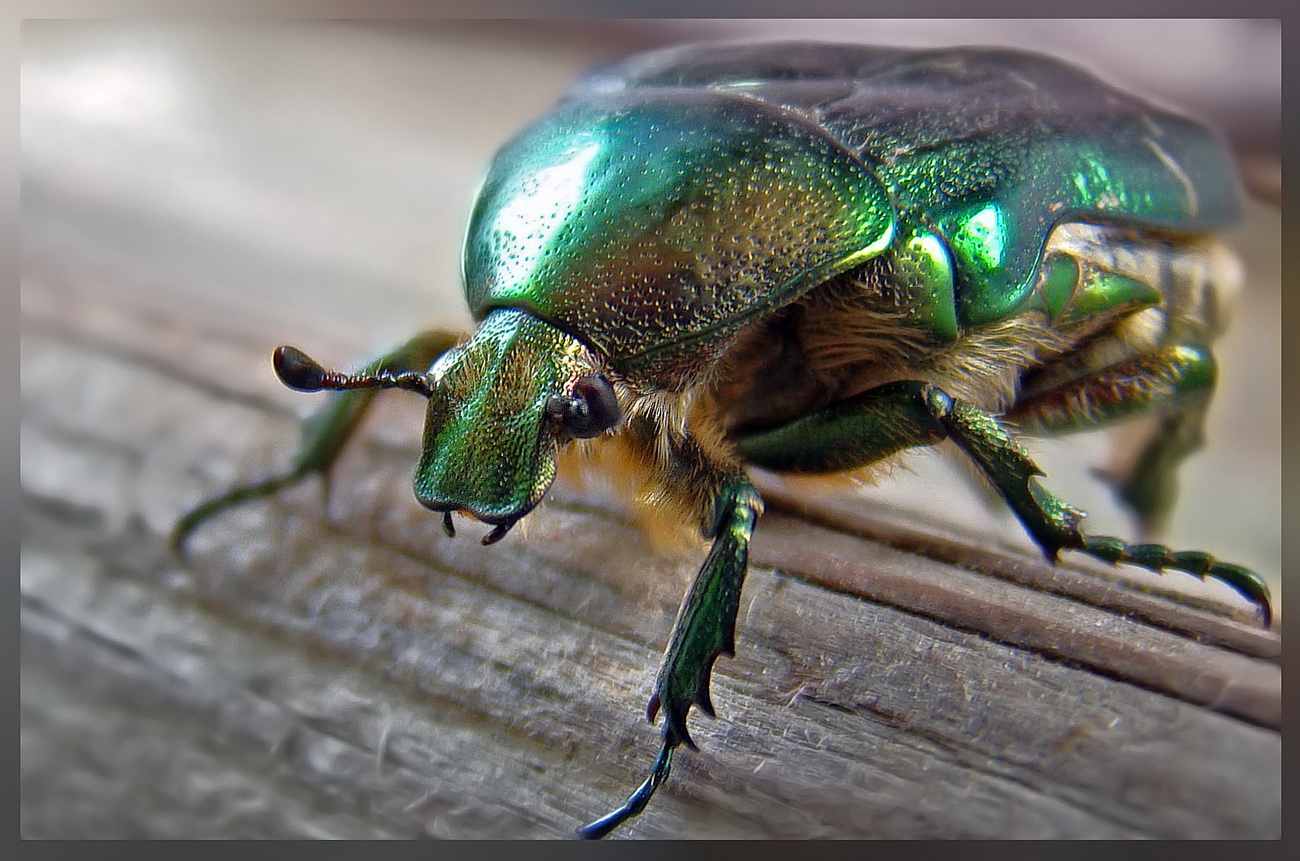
175,42 -> 1273,838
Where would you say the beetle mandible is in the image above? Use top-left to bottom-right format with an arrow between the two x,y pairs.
175,42 -> 1273,838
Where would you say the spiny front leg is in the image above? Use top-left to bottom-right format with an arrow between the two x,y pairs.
651,474 -> 763,749
579,427 -> 762,838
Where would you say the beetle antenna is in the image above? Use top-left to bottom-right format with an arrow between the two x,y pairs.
274,346 -> 432,397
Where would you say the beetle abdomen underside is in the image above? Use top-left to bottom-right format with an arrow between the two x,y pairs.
708,221 -> 1240,449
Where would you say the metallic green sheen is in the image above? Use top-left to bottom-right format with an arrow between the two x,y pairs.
885,221 -> 959,340
413,309 -> 591,522
463,90 -> 894,386
574,43 -> 1241,330
917,129 -> 1231,325
1038,253 -> 1080,320
1057,266 -> 1161,324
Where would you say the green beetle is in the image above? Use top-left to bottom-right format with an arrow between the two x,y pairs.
175,42 -> 1273,838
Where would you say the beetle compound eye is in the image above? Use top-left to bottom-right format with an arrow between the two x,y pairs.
547,375 -> 621,439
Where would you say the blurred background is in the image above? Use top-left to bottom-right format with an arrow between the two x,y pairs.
21,19 -> 1281,608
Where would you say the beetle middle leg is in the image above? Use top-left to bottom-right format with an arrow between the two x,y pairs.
734,379 -> 1271,625
172,329 -> 459,552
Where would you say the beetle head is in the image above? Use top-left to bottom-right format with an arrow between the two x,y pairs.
415,308 -> 619,543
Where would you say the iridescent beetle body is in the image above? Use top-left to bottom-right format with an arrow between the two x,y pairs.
175,43 -> 1272,838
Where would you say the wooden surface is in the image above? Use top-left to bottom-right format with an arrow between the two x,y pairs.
19,266 -> 1282,839
21,22 -> 1281,840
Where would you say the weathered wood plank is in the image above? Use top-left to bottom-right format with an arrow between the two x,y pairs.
21,268 -> 1280,838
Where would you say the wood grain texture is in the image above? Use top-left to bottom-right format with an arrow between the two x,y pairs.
21,266 -> 1280,839
20,22 -> 1279,841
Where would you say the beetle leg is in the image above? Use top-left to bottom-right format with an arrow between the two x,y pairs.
172,329 -> 459,553
736,380 -> 1271,626
1111,401 -> 1207,533
735,380 -> 949,475
1007,343 -> 1214,533
651,473 -> 763,749
581,421 -> 763,837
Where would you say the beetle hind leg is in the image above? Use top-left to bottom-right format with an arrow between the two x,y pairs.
1008,343 -> 1216,534
172,329 -> 459,553
1112,400 -> 1209,534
